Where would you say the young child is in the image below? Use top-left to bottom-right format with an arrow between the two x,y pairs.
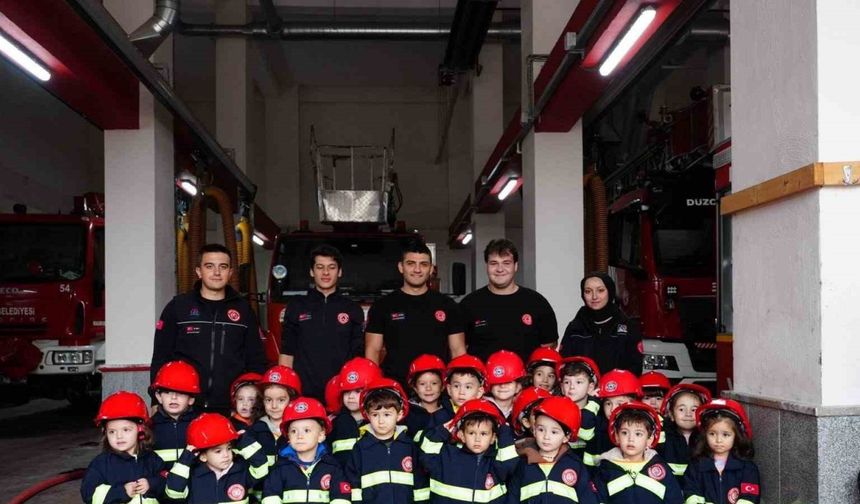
250,365 -> 303,467
81,391 -> 165,503
510,386 -> 551,440
593,402 -> 682,503
150,360 -> 202,468
405,354 -> 446,437
230,372 -> 263,430
585,369 -> 644,467
263,398 -> 352,504
166,413 -> 269,502
428,354 -> 487,428
485,349 -> 525,420
345,378 -> 428,504
556,356 -> 601,461
525,347 -> 562,392
329,357 -> 382,465
659,384 -> 712,479
509,396 -> 599,504
639,371 -> 671,411
419,398 -> 517,504
683,399 -> 760,504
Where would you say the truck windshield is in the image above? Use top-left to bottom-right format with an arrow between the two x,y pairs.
269,235 -> 415,302
0,223 -> 87,282
652,204 -> 715,277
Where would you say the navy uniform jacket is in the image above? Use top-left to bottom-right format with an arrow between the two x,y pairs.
659,421 -> 700,480
593,449 -> 682,503
586,410 -> 666,468
262,451 -> 351,504
683,455 -> 761,504
328,409 -> 365,467
250,418 -> 287,468
507,442 -> 598,504
569,399 -> 600,466
404,402 -> 432,440
344,426 -> 429,504
281,289 -> 364,400
151,408 -> 200,467
427,399 -> 456,430
419,424 -> 519,504
165,430 -> 269,502
81,450 -> 165,504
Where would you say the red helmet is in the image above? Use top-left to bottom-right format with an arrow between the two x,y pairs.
339,357 -> 382,392
231,372 -> 263,398
532,396 -> 581,440
188,413 -> 239,450
324,375 -> 342,414
359,378 -> 410,421
608,402 -> 662,449
260,365 -> 303,396
660,383 -> 712,417
281,397 -> 332,435
556,356 -> 601,384
95,391 -> 149,427
485,350 -> 526,386
151,361 -> 201,394
597,369 -> 643,399
526,347 -> 562,371
450,398 -> 506,433
639,371 -> 671,392
407,354 -> 446,385
446,354 -> 487,383
696,399 -> 753,439
511,386 -> 552,435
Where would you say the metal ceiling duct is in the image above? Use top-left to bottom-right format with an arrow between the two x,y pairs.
439,0 -> 500,81
129,0 -> 179,57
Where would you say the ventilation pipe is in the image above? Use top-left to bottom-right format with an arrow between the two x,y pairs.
583,168 -> 609,273
129,0 -> 179,57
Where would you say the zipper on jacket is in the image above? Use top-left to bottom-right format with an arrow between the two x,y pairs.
209,310 -> 217,405
472,453 -> 483,502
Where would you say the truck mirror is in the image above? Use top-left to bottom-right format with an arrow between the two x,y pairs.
451,262 -> 466,296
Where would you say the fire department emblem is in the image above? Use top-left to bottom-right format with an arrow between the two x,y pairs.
435,310 -> 446,322
727,487 -> 739,503
492,366 -> 505,378
321,474 -> 332,490
346,371 -> 359,384
521,314 -> 533,326
647,464 -> 666,481
340,482 -> 352,494
484,474 -> 495,489
338,312 -> 350,324
227,484 -> 246,501
294,401 -> 308,413
227,309 -> 241,322
401,456 -> 413,472
562,469 -> 577,486
156,320 -> 164,330
269,372 -> 282,383
604,381 -> 618,393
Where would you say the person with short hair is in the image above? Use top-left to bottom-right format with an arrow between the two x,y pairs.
150,360 -> 202,468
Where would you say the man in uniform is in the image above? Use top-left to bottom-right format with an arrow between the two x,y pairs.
279,244 -> 364,400
365,240 -> 466,384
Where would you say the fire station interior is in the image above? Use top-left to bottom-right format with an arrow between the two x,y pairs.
2,0 -> 860,501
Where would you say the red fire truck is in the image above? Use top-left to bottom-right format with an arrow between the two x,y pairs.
0,193 -> 105,404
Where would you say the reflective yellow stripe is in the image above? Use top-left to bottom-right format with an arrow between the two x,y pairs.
413,430 -> 424,443
635,475 -> 666,499
331,499 -> 351,504
139,499 -> 159,504
249,461 -> 269,480
577,426 -> 594,441
568,440 -> 586,449
333,438 -> 358,453
91,484 -> 111,504
496,444 -> 518,462
414,487 -> 431,501
155,448 -> 180,462
238,440 -> 263,460
519,481 -> 577,502
351,488 -> 363,501
684,496 -> 706,504
430,479 -> 506,503
668,463 -> 687,476
267,455 -> 276,466
420,437 -> 443,454
606,475 -> 634,496
361,470 -> 414,488
170,462 -> 191,479
262,496 -> 282,504
737,500 -> 755,504
582,452 -> 597,466
165,486 -> 189,500
659,431 -> 666,443
282,489 -> 330,503
520,481 -> 546,501
584,401 -> 600,415
221,500 -> 248,504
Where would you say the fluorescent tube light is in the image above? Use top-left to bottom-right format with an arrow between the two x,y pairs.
599,7 -> 657,77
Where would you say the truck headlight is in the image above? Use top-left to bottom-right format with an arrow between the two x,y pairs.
52,350 -> 93,365
643,354 -> 679,371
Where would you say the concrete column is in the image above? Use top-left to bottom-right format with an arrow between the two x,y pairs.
731,1 -> 860,501
215,1 -> 251,172
520,0 -> 584,337
102,0 -> 175,398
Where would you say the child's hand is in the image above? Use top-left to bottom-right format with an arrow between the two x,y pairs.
124,481 -> 138,498
134,478 -> 150,495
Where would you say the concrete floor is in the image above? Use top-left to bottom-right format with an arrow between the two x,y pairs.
0,399 -> 100,502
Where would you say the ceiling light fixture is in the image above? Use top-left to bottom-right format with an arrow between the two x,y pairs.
599,7 -> 657,77
0,31 -> 51,82
497,177 -> 519,201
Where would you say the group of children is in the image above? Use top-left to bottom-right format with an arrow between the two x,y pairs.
83,348 -> 760,504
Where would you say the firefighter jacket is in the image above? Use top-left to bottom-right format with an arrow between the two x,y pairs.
558,308 -> 643,376
328,408 -> 366,467
585,412 -> 666,468
165,430 -> 269,502
250,417 -> 287,468
80,450 -> 166,504
281,289 -> 365,400
151,284 -> 267,411
592,448 -> 682,504
151,408 -> 201,467
230,413 -> 255,432
427,399 -> 456,430
344,426 -> 429,504
262,447 -> 351,504
569,399 -> 600,466
405,402 -> 432,441
659,421 -> 699,480
682,455 -> 761,504
507,441 -> 599,504
418,424 -> 519,504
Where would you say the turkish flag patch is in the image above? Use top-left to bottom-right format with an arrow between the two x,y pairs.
340,482 -> 352,494
741,483 -> 760,495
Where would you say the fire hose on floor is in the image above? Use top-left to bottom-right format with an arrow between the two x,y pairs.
9,469 -> 85,504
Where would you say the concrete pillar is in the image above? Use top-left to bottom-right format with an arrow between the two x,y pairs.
520,0 -> 584,337
471,43 -> 506,289
101,0 -> 175,398
731,1 -> 860,501
215,1 -> 251,172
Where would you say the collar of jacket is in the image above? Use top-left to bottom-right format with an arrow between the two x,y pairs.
516,438 -> 571,464
280,443 -> 328,466
108,450 -> 146,461
307,288 -> 341,301
597,447 -> 658,466
693,453 -> 745,472
151,408 -> 198,424
192,281 -> 241,302
192,460 -> 243,478
360,424 -> 409,443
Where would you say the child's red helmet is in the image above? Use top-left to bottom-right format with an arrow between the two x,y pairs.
556,356 -> 601,385
597,369 -> 643,399
260,365 -> 303,396
450,398 -> 506,433
485,350 -> 526,386
95,391 -> 149,427
526,347 -> 562,372
359,378 -> 410,420
639,371 -> 671,392
660,383 -> 712,417
696,399 -> 753,439
407,354 -> 447,386
187,413 -> 239,450
324,375 -> 342,414
608,401 -> 662,449
532,396 -> 582,440
338,357 -> 382,392
230,372 -> 263,398
281,397 -> 332,435
511,386 -> 552,435
446,354 -> 487,384
151,360 -> 201,394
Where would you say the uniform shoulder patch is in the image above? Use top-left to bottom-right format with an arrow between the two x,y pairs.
647,464 -> 666,481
